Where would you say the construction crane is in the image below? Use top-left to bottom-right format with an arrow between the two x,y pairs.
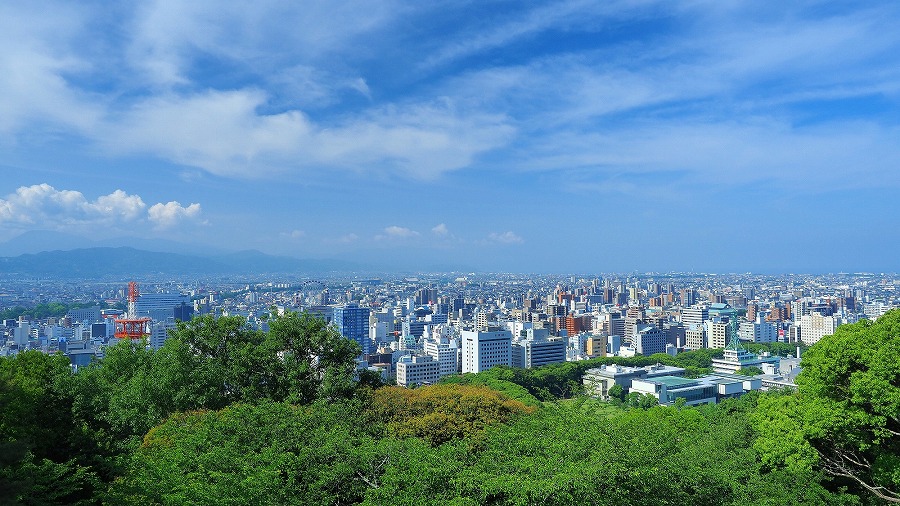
114,281 -> 151,339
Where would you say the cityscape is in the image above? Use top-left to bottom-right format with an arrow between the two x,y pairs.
3,269 -> 897,390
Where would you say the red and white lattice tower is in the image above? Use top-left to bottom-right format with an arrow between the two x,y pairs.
114,281 -> 151,339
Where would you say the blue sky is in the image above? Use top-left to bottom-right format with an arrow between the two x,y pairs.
1,1 -> 899,273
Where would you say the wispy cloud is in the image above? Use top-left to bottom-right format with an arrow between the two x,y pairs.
486,231 -> 523,244
375,225 -> 420,241
99,90 -> 513,179
420,0 -> 653,71
280,229 -> 306,240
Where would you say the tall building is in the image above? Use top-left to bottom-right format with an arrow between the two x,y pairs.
462,328 -> 512,373
135,293 -> 191,316
685,324 -> 706,349
333,303 -> 372,355
738,316 -> 777,343
66,306 -> 102,324
424,335 -> 460,377
682,305 -> 709,327
606,312 -> 625,340
681,289 -> 698,307
624,306 -> 645,343
395,355 -> 440,387
565,314 -> 591,336
798,313 -> 841,345
511,328 -> 566,368
633,324 -> 667,356
705,319 -> 730,349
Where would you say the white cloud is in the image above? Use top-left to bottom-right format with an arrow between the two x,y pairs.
376,225 -> 420,241
0,4 -> 101,134
101,90 -> 513,180
93,190 -> 147,220
125,1 -> 399,88
280,229 -> 306,240
517,119 -> 900,192
487,231 -> 523,244
147,201 -> 203,229
431,223 -> 449,236
0,184 -> 147,228
385,226 -> 419,238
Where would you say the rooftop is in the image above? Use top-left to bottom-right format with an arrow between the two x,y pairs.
649,376 -> 697,388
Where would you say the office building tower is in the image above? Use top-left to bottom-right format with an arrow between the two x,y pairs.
462,329 -> 512,373
333,303 -> 373,355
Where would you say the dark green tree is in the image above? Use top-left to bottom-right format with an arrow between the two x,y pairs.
0,352 -> 98,505
754,309 -> 900,503
109,401 -> 377,505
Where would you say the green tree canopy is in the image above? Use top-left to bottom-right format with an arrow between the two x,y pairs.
0,352 -> 97,505
754,309 -> 900,503
67,311 -> 362,481
369,384 -> 535,446
109,401 -> 377,506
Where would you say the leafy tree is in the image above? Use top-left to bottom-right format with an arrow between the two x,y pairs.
66,311 -> 363,482
109,401 -> 377,505
365,401 -> 852,505
737,366 -> 764,376
625,392 -> 659,409
264,310 -> 361,403
754,309 -> 900,503
608,383 -> 625,402
0,352 -> 98,505
369,384 -> 535,446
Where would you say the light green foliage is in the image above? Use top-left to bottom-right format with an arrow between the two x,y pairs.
754,309 -> 900,503
369,384 -> 535,446
625,391 -> 659,409
364,400 -> 852,505
738,366 -> 764,376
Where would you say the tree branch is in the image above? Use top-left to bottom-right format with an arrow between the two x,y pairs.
356,471 -> 379,490
820,452 -> 900,503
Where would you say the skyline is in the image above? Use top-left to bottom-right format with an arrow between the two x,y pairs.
2,1 -> 899,273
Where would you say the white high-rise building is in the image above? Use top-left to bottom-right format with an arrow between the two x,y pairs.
799,313 -> 841,345
395,354 -> 440,387
13,322 -> 32,346
704,319 -> 730,349
424,335 -> 460,377
682,305 -> 709,327
462,328 -> 511,373
149,319 -> 177,349
738,316 -> 777,343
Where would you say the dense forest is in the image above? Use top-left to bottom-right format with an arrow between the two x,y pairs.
1,310 -> 898,505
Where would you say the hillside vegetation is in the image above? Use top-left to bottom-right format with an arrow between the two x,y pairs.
2,310 -> 898,505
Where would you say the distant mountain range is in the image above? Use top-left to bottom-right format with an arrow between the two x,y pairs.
0,246 -> 364,277
0,230 -> 483,275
